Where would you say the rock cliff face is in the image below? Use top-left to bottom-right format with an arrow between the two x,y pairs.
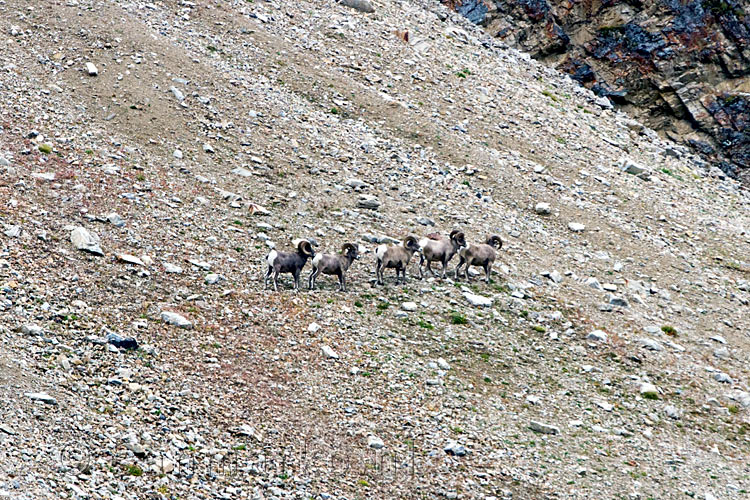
454,0 -> 750,181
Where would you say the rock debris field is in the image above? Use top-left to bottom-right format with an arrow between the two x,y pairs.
1,0 -> 749,499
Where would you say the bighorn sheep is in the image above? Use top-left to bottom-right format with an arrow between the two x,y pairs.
455,235 -> 503,283
418,230 -> 465,279
264,239 -> 315,291
308,243 -> 360,292
375,236 -> 420,285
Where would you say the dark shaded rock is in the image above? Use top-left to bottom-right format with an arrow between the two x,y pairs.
106,332 -> 139,350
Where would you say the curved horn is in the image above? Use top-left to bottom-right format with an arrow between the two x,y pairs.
449,229 -> 460,239
487,235 -> 503,249
341,243 -> 357,253
404,235 -> 418,248
299,240 -> 314,256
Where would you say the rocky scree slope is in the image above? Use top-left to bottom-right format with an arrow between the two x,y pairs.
0,0 -> 749,499
453,0 -> 750,183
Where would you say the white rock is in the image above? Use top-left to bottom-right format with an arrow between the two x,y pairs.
85,62 -> 98,76
437,358 -> 450,370
529,420 -> 559,435
638,338 -> 663,351
640,383 -> 659,398
170,86 -> 185,101
116,253 -> 144,266
585,277 -> 602,290
20,324 -> 43,335
401,302 -> 418,312
321,345 -> 339,359
568,222 -> 585,232
367,435 -> 384,449
587,330 -> 607,342
463,292 -> 492,307
25,392 -> 57,405
70,227 -> 103,255
161,311 -> 192,329
205,273 -> 222,284
173,149 -> 183,159
4,225 -> 21,238
164,263 -> 183,274
308,322 -> 321,333
535,202 -> 551,215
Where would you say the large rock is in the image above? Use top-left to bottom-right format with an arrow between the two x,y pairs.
340,0 -> 374,13
161,311 -> 193,329
70,227 -> 103,255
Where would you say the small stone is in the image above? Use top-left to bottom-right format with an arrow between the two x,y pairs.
107,213 -> 125,227
340,0 -> 375,13
106,332 -> 138,350
638,338 -> 663,351
535,202 -> 551,215
444,441 -> 467,456
4,225 -> 21,238
401,302 -> 418,312
345,178 -> 367,189
321,345 -> 339,359
568,222 -> 585,232
205,273 -> 222,284
70,227 -> 103,255
713,347 -> 730,359
117,253 -> 144,266
437,358 -> 450,370
25,392 -> 57,405
608,294 -> 629,307
713,372 -> 732,384
416,217 -> 435,226
173,149 -> 183,159
20,324 -> 43,336
85,62 -> 98,76
357,195 -> 380,210
529,420 -> 559,435
542,270 -> 563,283
463,292 -> 492,307
585,277 -> 602,290
161,311 -> 193,329
640,383 -> 659,398
587,330 -> 607,342
665,405 -> 680,419
170,86 -> 185,102
164,263 -> 183,274
367,435 -> 384,449
308,322 -> 321,333
203,143 -> 215,153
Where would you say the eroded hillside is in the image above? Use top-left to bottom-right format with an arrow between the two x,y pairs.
0,0 -> 749,499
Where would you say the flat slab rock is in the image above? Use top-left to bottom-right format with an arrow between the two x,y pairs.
160,311 -> 193,329
25,392 -> 57,405
463,291 -> 492,307
529,420 -> 559,435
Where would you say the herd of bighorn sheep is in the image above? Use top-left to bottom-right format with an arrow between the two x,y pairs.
264,231 -> 503,291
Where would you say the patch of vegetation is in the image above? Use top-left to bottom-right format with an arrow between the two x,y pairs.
38,144 -> 52,154
126,464 -> 143,476
233,444 -> 246,451
455,68 -> 471,78
661,325 -> 678,337
450,313 -> 468,325
417,319 -> 434,330
728,404 -> 739,415
643,392 -> 659,400
354,300 -> 363,308
532,325 -> 546,333
377,302 -> 389,310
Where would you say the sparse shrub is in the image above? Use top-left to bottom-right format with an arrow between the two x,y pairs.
661,325 -> 678,337
450,313 -> 468,325
126,464 -> 143,476
38,144 -> 52,154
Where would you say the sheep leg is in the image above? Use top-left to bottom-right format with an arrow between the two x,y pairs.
293,270 -> 301,291
272,270 -> 280,292
338,271 -> 346,292
484,264 -> 492,284
308,267 -> 318,290
418,254 -> 424,280
376,262 -> 383,285
465,265 -> 473,283
264,266 -> 273,289
441,259 -> 448,279
455,257 -> 465,280
426,260 -> 436,278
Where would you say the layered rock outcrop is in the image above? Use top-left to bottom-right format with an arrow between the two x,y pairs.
453,0 -> 750,181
